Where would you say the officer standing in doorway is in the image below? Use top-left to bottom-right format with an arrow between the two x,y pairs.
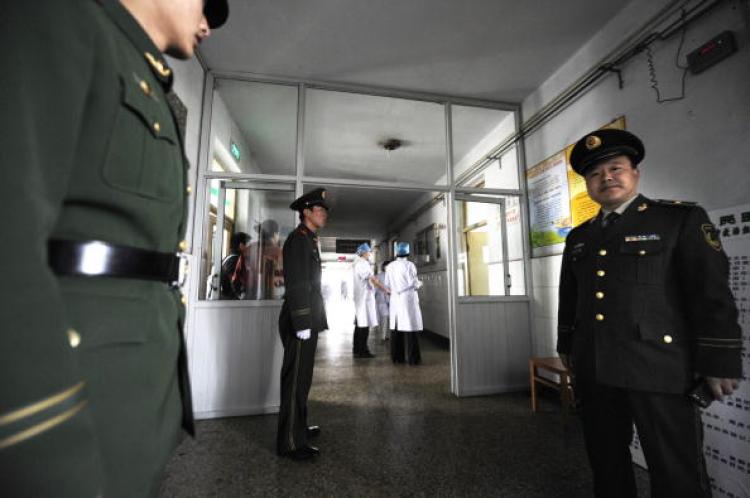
0,1 -> 229,496
277,188 -> 329,460
557,129 -> 742,498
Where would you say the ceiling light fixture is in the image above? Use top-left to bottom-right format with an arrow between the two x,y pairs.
380,138 -> 403,151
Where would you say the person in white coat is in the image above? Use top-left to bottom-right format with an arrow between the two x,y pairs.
385,242 -> 423,365
352,243 -> 389,358
374,260 -> 391,341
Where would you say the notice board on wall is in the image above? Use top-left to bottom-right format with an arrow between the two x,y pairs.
704,204 -> 750,497
630,204 -> 750,496
527,116 -> 625,256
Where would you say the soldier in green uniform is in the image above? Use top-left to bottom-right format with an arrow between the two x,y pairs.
0,0 -> 227,496
277,189 -> 329,461
557,129 -> 742,497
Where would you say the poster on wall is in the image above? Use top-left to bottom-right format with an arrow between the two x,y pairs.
527,117 -> 626,255
703,204 -> 750,497
527,152 -> 572,248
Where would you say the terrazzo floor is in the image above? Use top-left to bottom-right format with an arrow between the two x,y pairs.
159,329 -> 649,497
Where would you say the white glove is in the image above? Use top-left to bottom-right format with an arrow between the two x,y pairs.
415,280 -> 423,290
296,329 -> 311,340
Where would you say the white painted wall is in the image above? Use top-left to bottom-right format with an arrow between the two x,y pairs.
168,55 -> 206,250
524,1 -> 750,357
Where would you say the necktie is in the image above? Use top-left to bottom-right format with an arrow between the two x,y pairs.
602,211 -> 620,228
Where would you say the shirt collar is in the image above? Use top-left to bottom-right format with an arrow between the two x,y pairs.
97,0 -> 174,91
601,193 -> 639,217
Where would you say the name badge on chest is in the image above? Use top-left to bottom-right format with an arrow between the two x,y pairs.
624,234 -> 661,242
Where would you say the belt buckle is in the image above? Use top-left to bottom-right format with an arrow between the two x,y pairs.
171,252 -> 191,289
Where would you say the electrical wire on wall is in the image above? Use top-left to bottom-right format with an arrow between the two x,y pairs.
646,8 -> 691,103
455,0 -> 726,185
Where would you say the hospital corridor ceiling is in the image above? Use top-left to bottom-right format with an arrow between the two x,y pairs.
200,0 -> 632,102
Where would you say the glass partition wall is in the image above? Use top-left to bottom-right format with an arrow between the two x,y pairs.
194,77 -> 526,304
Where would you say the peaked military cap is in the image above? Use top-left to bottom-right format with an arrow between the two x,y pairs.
570,129 -> 645,176
204,0 -> 229,29
290,188 -> 329,211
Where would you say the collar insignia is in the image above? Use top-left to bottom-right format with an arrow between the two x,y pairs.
144,52 -> 172,78
637,203 -> 648,212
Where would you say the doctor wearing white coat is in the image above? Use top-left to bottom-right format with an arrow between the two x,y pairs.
352,243 -> 389,358
385,242 -> 423,365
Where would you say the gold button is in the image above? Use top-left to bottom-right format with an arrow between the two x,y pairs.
638,250 -> 646,256
596,270 -> 606,277
139,80 -> 151,95
599,249 -> 607,256
663,335 -> 673,344
181,295 -> 187,305
186,185 -> 193,194
178,240 -> 188,251
595,314 -> 605,321
67,328 -> 81,348
153,121 -> 161,133
595,292 -> 604,299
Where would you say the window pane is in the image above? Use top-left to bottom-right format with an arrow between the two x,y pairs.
456,200 -> 506,297
209,80 -> 298,175
505,195 -> 526,295
201,183 -> 296,301
459,146 -> 520,190
304,89 -> 447,185
452,105 -> 516,182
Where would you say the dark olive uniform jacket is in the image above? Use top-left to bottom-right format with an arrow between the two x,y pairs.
280,225 -> 329,333
1,1 -> 192,496
557,194 -> 742,393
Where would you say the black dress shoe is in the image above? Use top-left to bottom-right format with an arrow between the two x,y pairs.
279,447 -> 315,461
304,444 -> 320,455
307,425 -> 321,438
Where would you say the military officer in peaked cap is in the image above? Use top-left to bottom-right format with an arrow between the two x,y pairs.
0,0 -> 227,496
277,188 -> 330,460
557,129 -> 742,497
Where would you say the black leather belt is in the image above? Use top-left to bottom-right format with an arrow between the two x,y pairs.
48,239 -> 181,285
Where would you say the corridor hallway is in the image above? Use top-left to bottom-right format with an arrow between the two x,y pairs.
159,331 -> 648,497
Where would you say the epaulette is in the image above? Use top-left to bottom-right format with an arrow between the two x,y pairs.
652,199 -> 696,208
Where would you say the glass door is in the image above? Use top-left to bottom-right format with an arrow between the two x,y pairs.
454,194 -> 510,297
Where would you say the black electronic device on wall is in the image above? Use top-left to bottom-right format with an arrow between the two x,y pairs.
686,31 -> 737,74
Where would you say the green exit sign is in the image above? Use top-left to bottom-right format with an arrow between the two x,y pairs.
230,141 -> 241,161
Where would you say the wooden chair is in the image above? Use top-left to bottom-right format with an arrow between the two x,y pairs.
529,357 -> 574,413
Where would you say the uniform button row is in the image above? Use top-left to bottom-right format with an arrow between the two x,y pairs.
178,240 -> 188,252
595,291 -> 604,299
595,313 -> 604,321
596,270 -> 605,277
599,249 -> 607,256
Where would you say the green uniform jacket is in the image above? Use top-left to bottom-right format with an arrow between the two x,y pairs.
1,1 -> 193,495
557,195 -> 742,393
280,225 -> 328,333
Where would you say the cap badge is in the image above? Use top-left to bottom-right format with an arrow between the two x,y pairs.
585,135 -> 602,150
637,203 -> 648,212
321,191 -> 327,199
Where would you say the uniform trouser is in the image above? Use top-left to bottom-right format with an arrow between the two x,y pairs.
353,325 -> 371,354
72,285 -> 185,498
390,329 -> 421,364
277,322 -> 318,454
579,383 -> 710,498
